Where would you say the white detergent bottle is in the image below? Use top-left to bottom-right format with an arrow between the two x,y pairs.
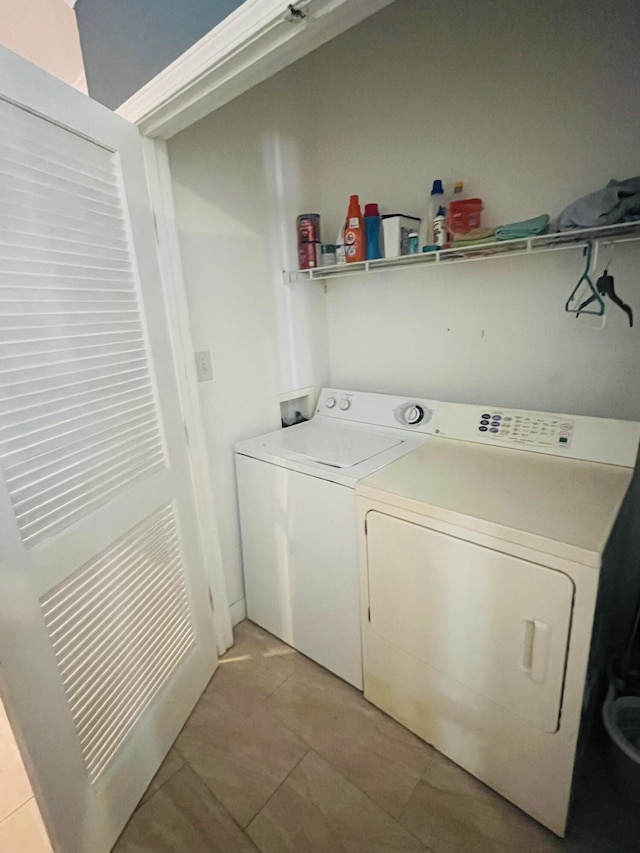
426,179 -> 445,245
433,206 -> 446,247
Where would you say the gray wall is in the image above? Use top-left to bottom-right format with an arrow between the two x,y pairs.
75,0 -> 245,109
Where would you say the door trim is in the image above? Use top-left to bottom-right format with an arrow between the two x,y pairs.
116,0 -> 394,138
141,137 -> 233,654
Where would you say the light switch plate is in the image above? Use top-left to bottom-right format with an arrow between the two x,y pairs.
195,350 -> 213,382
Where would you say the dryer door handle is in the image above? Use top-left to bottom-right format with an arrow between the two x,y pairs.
522,619 -> 550,683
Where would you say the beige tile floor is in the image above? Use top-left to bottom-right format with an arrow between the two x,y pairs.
114,621 -> 640,852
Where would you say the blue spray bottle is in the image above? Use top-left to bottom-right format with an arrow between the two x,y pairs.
364,203 -> 382,260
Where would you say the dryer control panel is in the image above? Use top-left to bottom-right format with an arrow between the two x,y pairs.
434,403 -> 640,467
473,409 -> 574,449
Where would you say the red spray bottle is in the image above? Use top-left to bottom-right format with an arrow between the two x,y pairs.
344,195 -> 365,263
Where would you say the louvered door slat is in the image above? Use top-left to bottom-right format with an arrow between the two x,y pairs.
0,338 -> 142,370
0,99 -> 166,549
62,560 -> 182,695
0,376 -> 151,423
0,396 -> 156,454
0,379 -> 151,430
0,291 -> 137,305
0,245 -> 132,268
0,331 -> 143,359
1,173 -> 123,218
0,232 -> 131,260
0,146 -> 122,199
20,455 -> 165,546
0,161 -> 122,207
40,505 -> 195,783
0,220 -> 129,251
47,526 -> 177,638
2,406 -> 159,470
1,205 -> 128,240
0,365 -> 149,407
9,433 -> 162,503
2,119 -> 117,182
12,439 -> 164,516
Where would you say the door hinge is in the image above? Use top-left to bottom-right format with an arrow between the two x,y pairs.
208,587 -> 214,613
284,2 -> 307,23
364,517 -> 368,534
367,607 -> 371,622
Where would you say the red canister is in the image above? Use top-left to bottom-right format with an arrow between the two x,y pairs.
297,213 -> 321,244
298,242 -> 321,270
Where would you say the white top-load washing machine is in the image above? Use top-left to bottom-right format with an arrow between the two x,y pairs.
356,401 -> 640,836
235,388 -> 439,688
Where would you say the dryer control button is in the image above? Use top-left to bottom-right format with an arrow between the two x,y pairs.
339,398 -> 351,410
325,396 -> 336,408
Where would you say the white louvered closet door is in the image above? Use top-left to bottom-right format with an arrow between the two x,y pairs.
0,50 -> 218,853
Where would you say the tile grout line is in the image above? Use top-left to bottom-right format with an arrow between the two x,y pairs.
261,686 -> 430,845
174,744 -> 265,837
314,747 -> 432,851
232,627 -> 435,847
244,745 -> 313,834
221,629 -> 433,848
149,759 -> 184,796
246,747 -> 433,853
261,668 -> 295,700
0,794 -> 35,826
257,668 -> 435,844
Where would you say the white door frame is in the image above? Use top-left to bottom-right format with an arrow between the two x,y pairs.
141,138 -> 233,653
116,0 -> 395,138
123,0 -> 392,648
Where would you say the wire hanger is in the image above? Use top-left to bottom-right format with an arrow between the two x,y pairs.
576,242 -> 634,327
565,241 -> 605,317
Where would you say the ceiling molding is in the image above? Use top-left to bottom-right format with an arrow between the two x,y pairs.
116,0 -> 393,139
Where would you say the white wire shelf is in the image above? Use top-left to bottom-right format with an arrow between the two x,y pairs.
288,221 -> 640,283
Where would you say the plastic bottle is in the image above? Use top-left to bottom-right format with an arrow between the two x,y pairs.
335,224 -> 347,264
344,195 -> 366,263
433,206 -> 446,248
364,203 -> 382,260
447,181 -> 465,238
426,179 -> 445,244
448,181 -> 466,206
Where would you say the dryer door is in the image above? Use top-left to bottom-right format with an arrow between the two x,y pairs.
366,512 -> 574,733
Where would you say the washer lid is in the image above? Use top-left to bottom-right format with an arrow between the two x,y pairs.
260,422 -> 403,468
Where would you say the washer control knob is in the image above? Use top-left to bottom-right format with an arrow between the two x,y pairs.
340,398 -> 351,411
404,404 -> 425,425
325,396 -> 336,408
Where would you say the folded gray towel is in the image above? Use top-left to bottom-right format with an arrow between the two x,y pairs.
557,177 -> 640,230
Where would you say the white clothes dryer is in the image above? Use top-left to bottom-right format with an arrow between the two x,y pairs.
235,388 -> 439,689
356,402 -> 640,836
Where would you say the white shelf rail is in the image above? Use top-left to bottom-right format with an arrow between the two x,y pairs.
288,222 -> 640,283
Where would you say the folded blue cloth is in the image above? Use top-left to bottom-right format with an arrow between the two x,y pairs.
496,214 -> 550,241
557,177 -> 640,230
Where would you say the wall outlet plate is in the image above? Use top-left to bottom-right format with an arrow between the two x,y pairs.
195,350 -> 213,382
